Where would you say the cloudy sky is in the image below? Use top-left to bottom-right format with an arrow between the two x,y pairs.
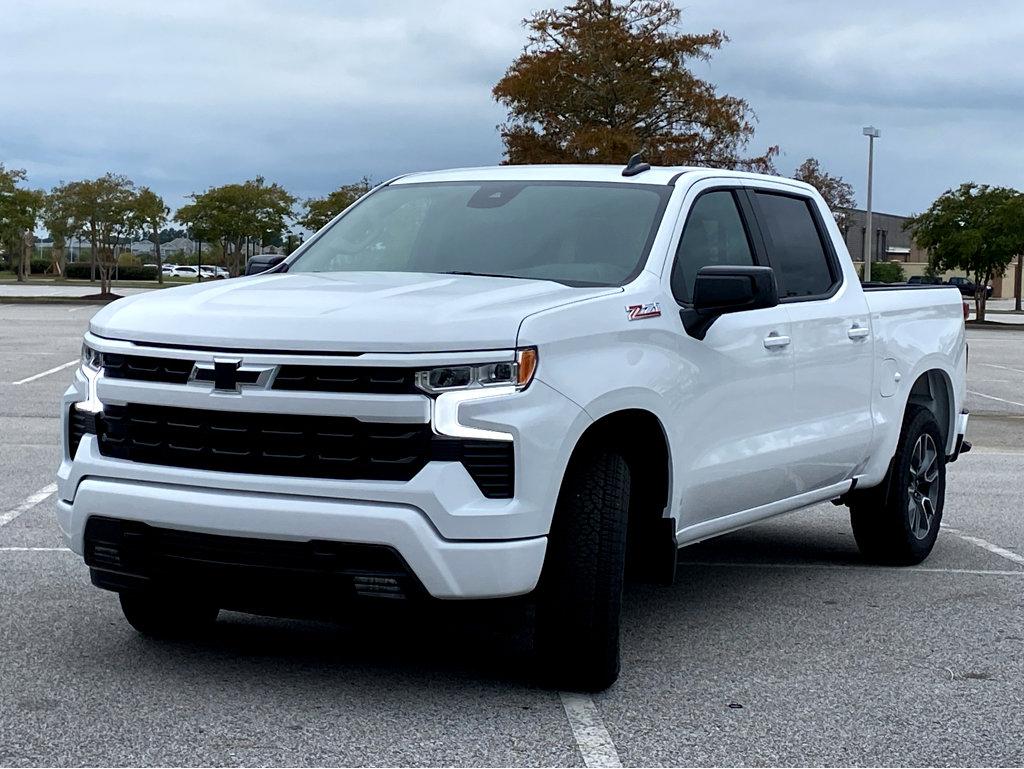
2,0 -> 1021,217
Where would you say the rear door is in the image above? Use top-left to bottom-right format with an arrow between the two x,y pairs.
748,187 -> 874,491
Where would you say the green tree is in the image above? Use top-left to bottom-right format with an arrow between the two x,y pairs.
299,177 -> 372,233
42,183 -> 77,276
0,164 -> 45,281
177,177 -> 295,276
133,187 -> 169,284
64,174 -> 139,296
793,157 -> 855,227
906,183 -> 1024,321
492,0 -> 777,170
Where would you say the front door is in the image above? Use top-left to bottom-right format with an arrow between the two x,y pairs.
667,185 -> 798,527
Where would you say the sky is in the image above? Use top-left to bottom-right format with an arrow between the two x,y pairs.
2,0 -> 1021,217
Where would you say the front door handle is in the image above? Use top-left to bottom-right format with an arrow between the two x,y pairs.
763,332 -> 791,349
848,324 -> 870,340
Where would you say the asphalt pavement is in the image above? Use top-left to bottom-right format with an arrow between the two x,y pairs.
1,304 -> 1022,767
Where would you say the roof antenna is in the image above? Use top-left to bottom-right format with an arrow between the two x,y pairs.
622,151 -> 651,177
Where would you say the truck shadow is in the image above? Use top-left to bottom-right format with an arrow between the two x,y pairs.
128,521 -> 870,689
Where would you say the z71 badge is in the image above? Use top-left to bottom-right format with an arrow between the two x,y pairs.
625,302 -> 662,321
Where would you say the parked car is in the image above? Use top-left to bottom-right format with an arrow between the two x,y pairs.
169,265 -> 200,278
160,264 -> 177,275
907,275 -> 945,286
947,276 -> 993,298
59,164 -> 970,690
197,265 -> 228,279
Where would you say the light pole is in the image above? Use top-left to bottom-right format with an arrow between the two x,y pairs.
862,126 -> 881,282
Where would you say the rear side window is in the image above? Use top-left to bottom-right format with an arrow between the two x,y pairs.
754,192 -> 836,299
671,190 -> 755,303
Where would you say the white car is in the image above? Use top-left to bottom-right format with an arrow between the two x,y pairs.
59,164 -> 969,690
169,265 -> 199,278
160,264 -> 176,275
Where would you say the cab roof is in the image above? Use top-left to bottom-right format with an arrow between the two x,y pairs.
391,164 -> 806,189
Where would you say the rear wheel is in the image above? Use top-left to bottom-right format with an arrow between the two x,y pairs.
119,591 -> 219,639
535,449 -> 631,692
850,405 -> 946,565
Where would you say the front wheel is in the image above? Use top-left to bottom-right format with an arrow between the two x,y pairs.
535,449 -> 631,692
850,405 -> 946,565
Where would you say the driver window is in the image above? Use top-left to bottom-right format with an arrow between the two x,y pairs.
671,190 -> 755,303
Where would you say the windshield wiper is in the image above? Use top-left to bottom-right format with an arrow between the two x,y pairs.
439,270 -> 522,280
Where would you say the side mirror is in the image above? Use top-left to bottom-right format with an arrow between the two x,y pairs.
246,254 -> 286,276
680,265 -> 779,340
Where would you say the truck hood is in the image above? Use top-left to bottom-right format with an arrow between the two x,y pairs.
90,271 -> 619,353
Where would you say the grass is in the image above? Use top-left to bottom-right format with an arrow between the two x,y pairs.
0,272 -> 193,288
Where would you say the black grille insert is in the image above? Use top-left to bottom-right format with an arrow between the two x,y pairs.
103,353 -> 193,384
94,403 -> 514,497
272,365 -> 418,394
84,516 -> 423,600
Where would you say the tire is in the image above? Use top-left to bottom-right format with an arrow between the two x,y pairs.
850,405 -> 946,565
119,591 -> 219,639
536,449 -> 631,691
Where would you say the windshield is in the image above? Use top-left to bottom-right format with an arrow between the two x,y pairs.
287,181 -> 672,286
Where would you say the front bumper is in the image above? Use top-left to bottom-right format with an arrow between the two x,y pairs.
57,474 -> 547,599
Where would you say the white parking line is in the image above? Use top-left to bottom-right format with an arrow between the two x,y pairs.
10,359 -> 77,385
0,483 -> 58,528
967,389 -> 1024,408
943,526 -> 1024,567
979,362 -> 1024,375
559,692 -> 622,768
0,547 -> 70,552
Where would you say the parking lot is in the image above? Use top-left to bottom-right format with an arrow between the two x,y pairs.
1,303 -> 1022,767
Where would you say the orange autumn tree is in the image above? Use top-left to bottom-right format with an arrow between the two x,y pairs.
493,0 -> 778,170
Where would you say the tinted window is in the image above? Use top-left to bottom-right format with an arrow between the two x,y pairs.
671,190 -> 754,303
288,182 -> 671,287
754,192 -> 835,298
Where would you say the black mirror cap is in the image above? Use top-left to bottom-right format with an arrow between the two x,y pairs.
246,254 -> 286,276
681,265 -> 779,340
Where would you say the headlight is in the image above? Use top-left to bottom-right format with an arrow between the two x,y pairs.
414,348 -> 537,395
81,342 -> 103,371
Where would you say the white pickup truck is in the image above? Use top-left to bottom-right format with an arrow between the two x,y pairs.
59,163 -> 970,690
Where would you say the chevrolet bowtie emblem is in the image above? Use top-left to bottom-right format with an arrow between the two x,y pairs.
189,358 -> 276,392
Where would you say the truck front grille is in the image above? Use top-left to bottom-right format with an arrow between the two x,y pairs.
100,353 -> 420,394
91,403 -> 514,497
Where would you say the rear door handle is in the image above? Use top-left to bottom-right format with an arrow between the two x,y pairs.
763,332 -> 791,349
848,324 -> 870,340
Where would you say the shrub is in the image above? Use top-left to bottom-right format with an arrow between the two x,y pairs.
30,258 -> 52,274
871,261 -> 906,284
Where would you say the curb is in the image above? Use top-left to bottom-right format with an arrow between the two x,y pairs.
966,320 -> 1024,331
0,296 -> 118,305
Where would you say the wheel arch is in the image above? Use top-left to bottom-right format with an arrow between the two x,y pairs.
554,407 -> 677,583
906,368 -> 956,454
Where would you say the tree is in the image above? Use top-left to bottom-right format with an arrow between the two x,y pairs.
492,0 -> 777,170
42,183 -> 77,276
0,164 -> 45,282
299,177 -> 372,233
177,177 -> 295,276
793,157 -> 855,227
64,174 -> 139,296
133,187 -> 169,284
906,183 -> 1024,321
